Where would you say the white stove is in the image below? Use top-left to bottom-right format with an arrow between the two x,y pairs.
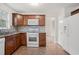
27,33 -> 39,47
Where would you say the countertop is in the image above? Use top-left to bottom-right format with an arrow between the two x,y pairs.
0,32 -> 46,38
0,32 -> 23,38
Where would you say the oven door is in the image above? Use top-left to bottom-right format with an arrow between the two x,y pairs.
27,33 -> 39,47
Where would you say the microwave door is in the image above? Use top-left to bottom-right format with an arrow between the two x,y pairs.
28,19 -> 39,25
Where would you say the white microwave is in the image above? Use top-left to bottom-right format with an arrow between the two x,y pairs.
28,19 -> 39,25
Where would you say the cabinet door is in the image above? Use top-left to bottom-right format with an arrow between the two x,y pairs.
39,33 -> 46,47
28,15 -> 36,19
39,15 -> 45,26
12,13 -> 24,26
15,34 -> 21,48
5,35 -> 16,55
24,15 -> 28,25
20,33 -> 27,46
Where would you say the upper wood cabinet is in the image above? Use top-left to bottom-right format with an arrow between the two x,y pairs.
23,15 -> 28,25
24,15 -> 45,26
39,15 -> 45,26
12,13 -> 24,26
12,13 -> 45,26
28,15 -> 36,19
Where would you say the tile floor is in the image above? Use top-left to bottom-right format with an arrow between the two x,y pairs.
12,39 -> 69,55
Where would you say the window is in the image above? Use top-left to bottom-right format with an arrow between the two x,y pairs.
0,9 -> 8,29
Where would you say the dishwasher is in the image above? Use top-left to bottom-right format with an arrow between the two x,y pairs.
0,38 -> 5,55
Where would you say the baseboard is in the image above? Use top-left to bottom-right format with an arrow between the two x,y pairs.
64,50 -> 70,55
57,43 -> 70,55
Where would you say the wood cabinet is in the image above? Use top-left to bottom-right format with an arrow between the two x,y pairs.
12,13 -> 24,26
5,35 -> 16,55
39,15 -> 45,26
24,15 -> 45,26
5,33 -> 26,55
20,33 -> 27,46
5,32 -> 46,54
12,13 -> 45,26
28,15 -> 36,19
15,34 -> 21,48
39,33 -> 46,47
23,15 -> 28,25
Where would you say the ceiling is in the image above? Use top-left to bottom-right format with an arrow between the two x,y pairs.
5,3 -> 79,17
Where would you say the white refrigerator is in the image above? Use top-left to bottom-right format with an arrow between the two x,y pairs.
63,13 -> 79,55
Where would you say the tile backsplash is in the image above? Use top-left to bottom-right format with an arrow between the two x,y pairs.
0,26 -> 17,33
0,26 -> 45,34
17,26 -> 45,33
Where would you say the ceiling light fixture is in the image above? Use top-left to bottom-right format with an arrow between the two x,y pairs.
29,3 -> 39,6
59,20 -> 63,23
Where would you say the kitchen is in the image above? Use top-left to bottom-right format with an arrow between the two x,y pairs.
0,12 -> 46,54
0,3 -> 79,55
0,3 -> 61,55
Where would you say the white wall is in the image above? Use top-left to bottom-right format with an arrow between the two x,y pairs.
58,8 -> 65,45
45,16 -> 56,42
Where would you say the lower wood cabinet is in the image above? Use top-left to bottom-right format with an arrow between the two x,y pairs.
5,32 -> 46,55
39,33 -> 46,47
5,33 -> 26,55
20,33 -> 27,46
5,35 -> 16,55
15,34 -> 21,48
